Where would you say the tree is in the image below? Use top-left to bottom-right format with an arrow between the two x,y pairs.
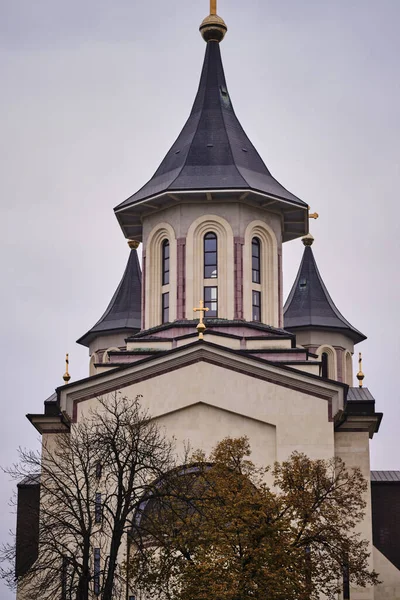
129,437 -> 379,600
0,393 -> 175,600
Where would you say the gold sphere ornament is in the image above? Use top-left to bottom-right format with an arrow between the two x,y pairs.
200,13 -> 228,42
128,240 -> 140,250
302,234 -> 315,246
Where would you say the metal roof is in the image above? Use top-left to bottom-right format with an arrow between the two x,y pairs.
114,41 -> 308,241
283,244 -> 366,344
347,387 -> 375,401
18,474 -> 40,487
77,248 -> 142,347
371,471 -> 400,482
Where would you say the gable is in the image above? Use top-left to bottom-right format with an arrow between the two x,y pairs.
73,356 -> 337,463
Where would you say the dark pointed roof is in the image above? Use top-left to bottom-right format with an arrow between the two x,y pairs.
114,40 -> 308,242
77,248 -> 142,348
284,240 -> 366,344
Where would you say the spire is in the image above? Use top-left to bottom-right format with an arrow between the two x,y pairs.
284,237 -> 366,344
114,26 -> 308,242
77,242 -> 142,348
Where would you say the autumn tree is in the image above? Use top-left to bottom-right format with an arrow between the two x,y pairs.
129,437 -> 379,600
0,393 -> 175,600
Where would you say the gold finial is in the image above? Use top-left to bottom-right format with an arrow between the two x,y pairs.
200,0 -> 227,42
302,234 -> 314,246
63,353 -> 71,385
193,300 -> 209,340
357,352 -> 365,388
128,240 -> 140,250
308,206 -> 319,220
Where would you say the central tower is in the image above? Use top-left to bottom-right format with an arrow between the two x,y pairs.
113,3 -> 308,331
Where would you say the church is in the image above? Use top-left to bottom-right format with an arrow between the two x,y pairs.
16,3 -> 400,599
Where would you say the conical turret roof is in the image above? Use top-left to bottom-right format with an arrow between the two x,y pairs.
115,38 -> 308,242
77,247 -> 142,348
284,240 -> 366,344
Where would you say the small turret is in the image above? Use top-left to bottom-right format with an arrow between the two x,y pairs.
77,241 -> 142,358
284,236 -> 366,384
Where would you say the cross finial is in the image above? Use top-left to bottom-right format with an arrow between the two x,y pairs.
210,0 -> 217,15
308,205 -> 319,220
357,352 -> 365,388
194,300 -> 209,340
63,353 -> 71,385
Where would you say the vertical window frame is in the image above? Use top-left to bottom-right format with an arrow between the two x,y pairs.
162,239 -> 170,286
94,548 -> 101,596
162,292 -> 170,324
252,290 -> 261,322
204,286 -> 218,318
252,237 -> 261,284
95,493 -> 102,524
204,232 -> 218,279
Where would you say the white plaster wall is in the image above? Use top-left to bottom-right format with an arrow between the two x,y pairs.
335,431 -> 375,600
373,547 -> 400,600
78,361 -> 335,465
295,330 -> 355,354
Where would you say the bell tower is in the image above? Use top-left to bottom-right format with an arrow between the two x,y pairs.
112,2 -> 308,332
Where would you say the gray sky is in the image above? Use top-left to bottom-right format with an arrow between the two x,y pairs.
1,1 -> 399,597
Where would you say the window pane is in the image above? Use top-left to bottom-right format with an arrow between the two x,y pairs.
204,252 -> 217,266
252,239 -> 260,257
162,241 -> 170,285
252,238 -> 261,284
94,549 -> 101,596
252,256 -> 260,270
95,493 -> 102,523
204,287 -> 218,317
204,237 -> 217,252
204,233 -> 217,279
204,266 -> 217,279
162,292 -> 169,324
252,290 -> 261,321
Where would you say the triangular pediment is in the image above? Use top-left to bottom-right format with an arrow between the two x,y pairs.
57,341 -> 345,423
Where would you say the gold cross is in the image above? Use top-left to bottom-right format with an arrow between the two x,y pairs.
194,300 -> 209,340
63,353 -> 71,385
210,0 -> 217,15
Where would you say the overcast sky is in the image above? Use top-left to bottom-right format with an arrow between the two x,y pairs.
1,1 -> 399,597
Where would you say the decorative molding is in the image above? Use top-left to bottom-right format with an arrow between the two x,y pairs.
58,343 -> 344,425
234,236 -> 244,319
186,214 -> 234,320
177,237 -> 186,320
145,222 -> 177,328
243,220 -> 279,327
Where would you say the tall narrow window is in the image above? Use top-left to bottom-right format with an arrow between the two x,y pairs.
162,240 -> 170,285
95,493 -> 102,524
94,548 -> 101,596
343,559 -> 350,599
96,462 -> 102,480
162,292 -> 170,323
321,352 -> 329,378
204,286 -> 218,317
252,291 -> 261,321
252,237 -> 261,283
61,556 -> 68,600
204,233 -> 217,279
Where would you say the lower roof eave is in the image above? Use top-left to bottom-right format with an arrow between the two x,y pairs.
334,412 -> 383,439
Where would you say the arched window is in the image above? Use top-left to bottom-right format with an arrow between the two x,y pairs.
162,240 -> 170,286
252,237 -> 261,284
204,233 -> 217,279
321,352 -> 329,378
